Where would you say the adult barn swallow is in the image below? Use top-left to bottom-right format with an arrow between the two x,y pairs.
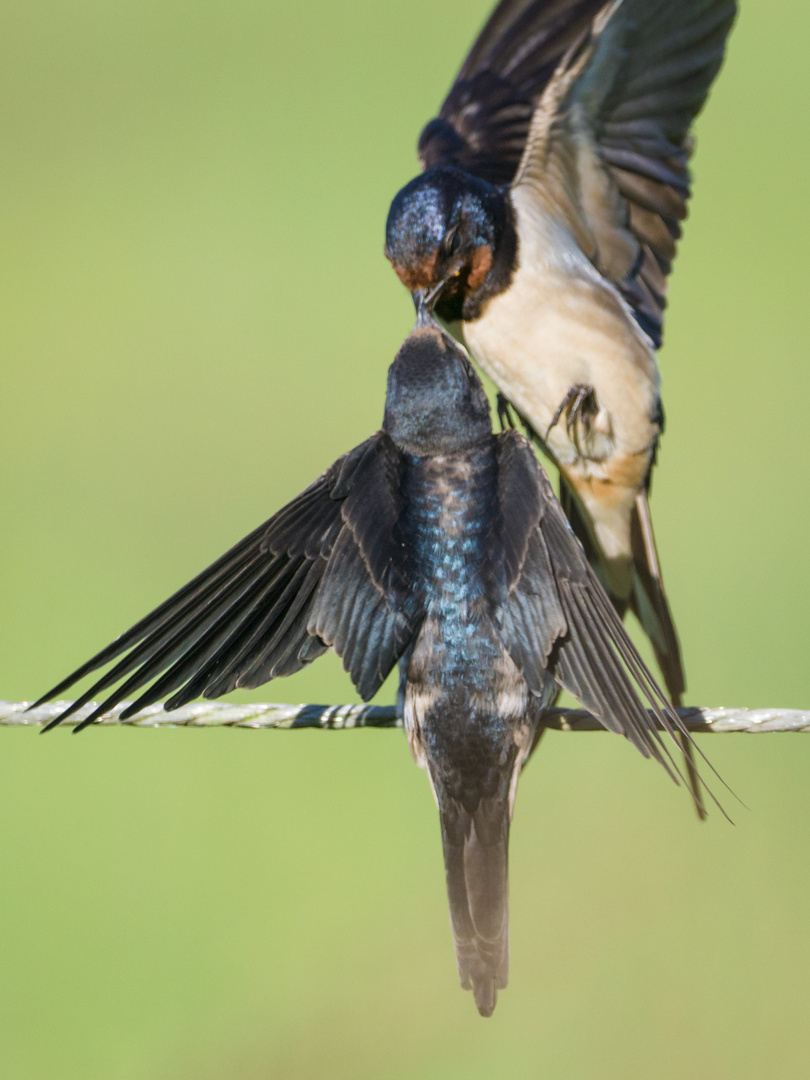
34,320 -> 702,1016
386,0 -> 737,815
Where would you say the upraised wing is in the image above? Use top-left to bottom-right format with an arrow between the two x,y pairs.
513,0 -> 737,345
34,433 -> 419,732
418,0 -> 605,185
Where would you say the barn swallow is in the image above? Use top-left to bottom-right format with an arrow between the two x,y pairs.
33,317 -> 705,1016
385,0 -> 737,817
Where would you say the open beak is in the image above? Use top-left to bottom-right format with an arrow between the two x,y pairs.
412,276 -> 450,322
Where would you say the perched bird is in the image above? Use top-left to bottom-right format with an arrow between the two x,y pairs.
385,0 -> 737,816
34,318 -> 704,1016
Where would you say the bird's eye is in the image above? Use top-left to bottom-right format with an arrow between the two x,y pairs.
447,229 -> 461,256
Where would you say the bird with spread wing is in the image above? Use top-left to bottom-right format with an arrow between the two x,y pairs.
33,318 -> 707,1016
385,0 -> 737,818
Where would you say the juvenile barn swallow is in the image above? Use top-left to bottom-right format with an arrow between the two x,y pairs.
35,318 -> 704,1016
385,0 -> 737,816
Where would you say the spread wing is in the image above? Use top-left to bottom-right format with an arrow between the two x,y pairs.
34,433 -> 418,732
418,0 -> 605,185
495,430 -> 694,780
513,0 -> 736,346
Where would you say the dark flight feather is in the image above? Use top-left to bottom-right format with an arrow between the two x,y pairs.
495,431 -> 694,780
419,0 -> 605,185
34,433 -> 416,731
516,0 -> 737,346
558,466 -> 705,814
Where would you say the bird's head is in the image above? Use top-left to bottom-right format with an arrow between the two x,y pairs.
384,315 -> 491,455
385,167 -> 512,322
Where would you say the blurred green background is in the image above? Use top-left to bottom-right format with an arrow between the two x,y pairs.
2,1 -> 809,1077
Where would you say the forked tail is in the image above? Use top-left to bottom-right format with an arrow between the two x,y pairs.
559,476 -> 705,818
628,491 -> 705,819
439,795 -> 510,1017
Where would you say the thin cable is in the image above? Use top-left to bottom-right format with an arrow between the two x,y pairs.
1,701 -> 808,732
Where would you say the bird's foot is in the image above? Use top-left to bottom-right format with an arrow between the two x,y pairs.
497,393 -> 546,447
496,393 -> 517,431
545,384 -> 598,458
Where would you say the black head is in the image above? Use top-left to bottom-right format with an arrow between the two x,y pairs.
384,315 -> 491,456
385,166 -> 515,322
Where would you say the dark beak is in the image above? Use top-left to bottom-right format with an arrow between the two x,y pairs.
412,277 -> 449,319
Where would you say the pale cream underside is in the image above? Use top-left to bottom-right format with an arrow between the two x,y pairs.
464,186 -> 661,571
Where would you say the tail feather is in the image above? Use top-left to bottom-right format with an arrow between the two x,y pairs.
440,797 -> 510,1018
559,476 -> 706,819
629,492 -> 684,700
629,492 -> 706,820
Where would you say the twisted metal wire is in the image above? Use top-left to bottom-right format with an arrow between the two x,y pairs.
2,701 -> 809,732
